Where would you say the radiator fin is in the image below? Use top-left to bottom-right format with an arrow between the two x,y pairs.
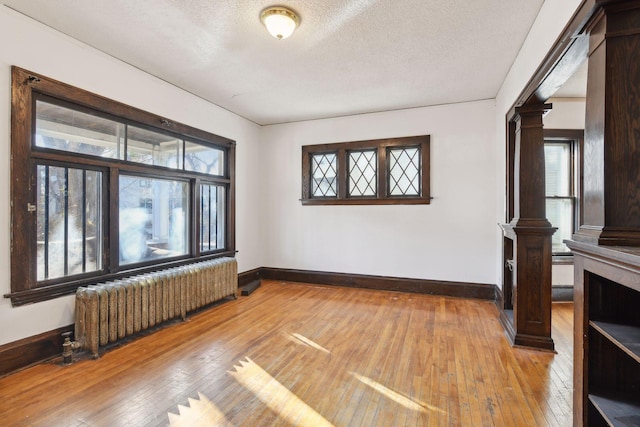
74,257 -> 237,358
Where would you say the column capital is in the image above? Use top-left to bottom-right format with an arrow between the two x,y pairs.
515,102 -> 553,116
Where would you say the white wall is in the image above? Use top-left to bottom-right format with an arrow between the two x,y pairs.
494,0 -> 584,289
552,264 -> 574,286
259,100 -> 497,285
545,98 -> 586,130
0,7 -> 262,345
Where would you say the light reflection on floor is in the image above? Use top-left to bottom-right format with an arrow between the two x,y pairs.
229,357 -> 334,426
168,392 -> 231,427
286,332 -> 332,354
350,371 -> 445,414
167,355 -> 448,426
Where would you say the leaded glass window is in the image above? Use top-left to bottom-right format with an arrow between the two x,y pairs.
388,147 -> 420,196
349,150 -> 377,197
311,153 -> 337,197
301,135 -> 430,205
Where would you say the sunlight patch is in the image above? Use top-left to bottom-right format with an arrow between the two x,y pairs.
350,372 -> 445,414
167,392 -> 232,426
286,333 -> 331,354
230,357 -> 333,426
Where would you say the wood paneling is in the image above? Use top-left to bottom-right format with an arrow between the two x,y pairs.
0,282 -> 574,426
238,268 -> 261,289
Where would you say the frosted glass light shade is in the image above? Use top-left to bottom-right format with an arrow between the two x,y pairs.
261,7 -> 299,39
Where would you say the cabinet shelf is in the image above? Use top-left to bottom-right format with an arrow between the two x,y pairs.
567,240 -> 640,426
590,321 -> 640,363
589,392 -> 640,427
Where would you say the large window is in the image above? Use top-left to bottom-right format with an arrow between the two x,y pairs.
301,135 -> 430,205
8,67 -> 235,306
118,175 -> 189,265
544,130 -> 583,255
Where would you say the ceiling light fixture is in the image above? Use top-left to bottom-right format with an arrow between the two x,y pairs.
260,6 -> 300,40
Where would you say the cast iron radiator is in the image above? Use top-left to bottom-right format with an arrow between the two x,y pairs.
74,257 -> 237,358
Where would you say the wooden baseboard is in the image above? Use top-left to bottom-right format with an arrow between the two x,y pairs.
497,301 -> 557,352
514,332 -> 556,352
0,324 -> 73,378
240,280 -> 261,296
495,284 -> 504,309
238,268 -> 261,288
258,267 -> 496,300
552,285 -> 574,302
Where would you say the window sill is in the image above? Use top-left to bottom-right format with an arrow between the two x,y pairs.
300,197 -> 431,206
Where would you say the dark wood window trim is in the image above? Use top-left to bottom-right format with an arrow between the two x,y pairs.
301,135 -> 430,205
7,66 -> 236,306
544,128 -> 584,256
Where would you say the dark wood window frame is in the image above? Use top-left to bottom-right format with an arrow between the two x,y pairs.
6,66 -> 236,306
301,135 -> 430,205
543,128 -> 584,257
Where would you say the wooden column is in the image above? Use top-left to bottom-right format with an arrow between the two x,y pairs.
501,103 -> 556,351
574,2 -> 640,246
571,2 -> 640,426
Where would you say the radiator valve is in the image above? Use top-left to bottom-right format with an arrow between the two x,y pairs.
61,331 -> 81,365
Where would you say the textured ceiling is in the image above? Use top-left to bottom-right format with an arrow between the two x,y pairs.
2,0 -> 546,125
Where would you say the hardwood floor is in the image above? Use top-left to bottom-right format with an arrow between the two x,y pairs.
0,281 -> 573,426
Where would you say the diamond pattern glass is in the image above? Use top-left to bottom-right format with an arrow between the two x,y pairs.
349,150 -> 377,197
388,147 -> 420,196
311,153 -> 337,197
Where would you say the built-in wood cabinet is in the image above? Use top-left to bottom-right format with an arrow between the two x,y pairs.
567,241 -> 640,426
500,0 -> 640,423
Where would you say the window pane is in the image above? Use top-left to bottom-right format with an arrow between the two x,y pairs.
388,147 -> 420,196
85,170 -> 103,272
311,153 -> 337,197
126,125 -> 183,168
200,184 -> 226,252
544,143 -> 571,196
36,100 -> 125,159
36,165 -> 103,281
349,150 -> 377,197
185,141 -> 224,176
547,198 -> 574,253
119,175 -> 189,264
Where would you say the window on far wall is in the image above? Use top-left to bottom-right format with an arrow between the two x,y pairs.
301,135 -> 430,205
544,130 -> 583,255
9,66 -> 235,306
